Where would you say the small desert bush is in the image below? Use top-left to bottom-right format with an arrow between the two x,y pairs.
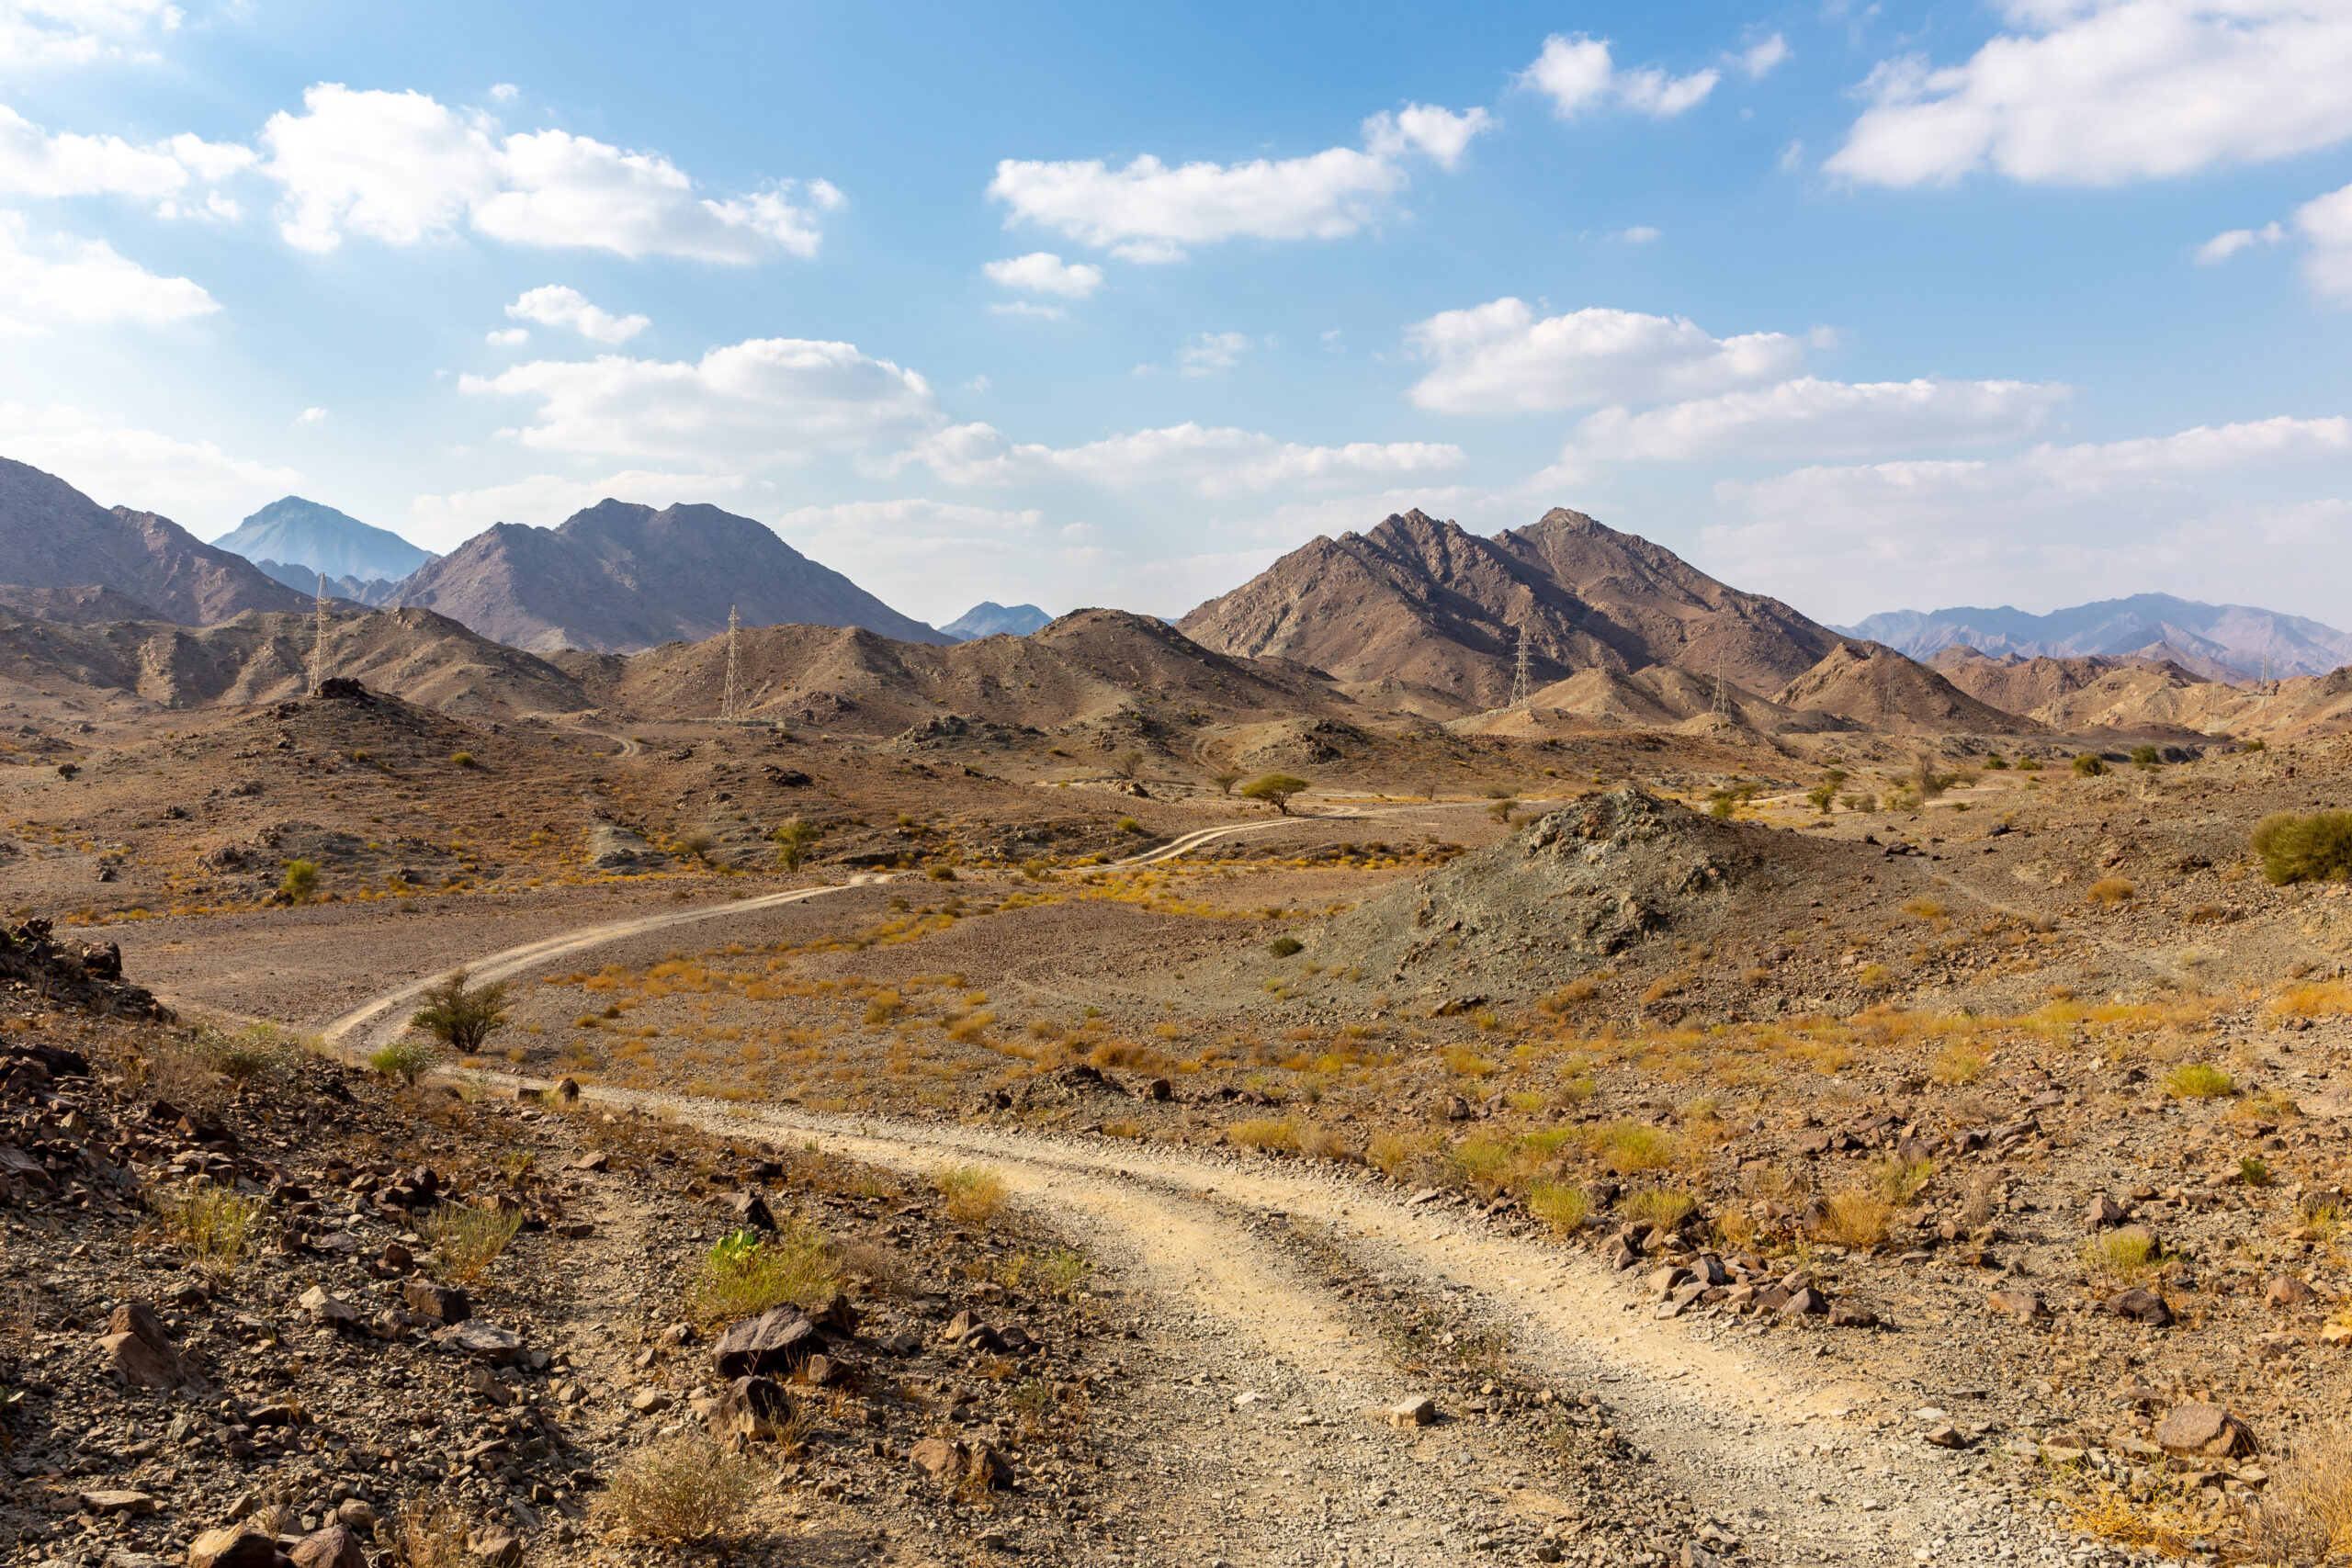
1815,1188 -> 1894,1248
277,860 -> 320,903
2164,1062 -> 2235,1099
595,1434 -> 760,1543
421,1202 -> 524,1284
688,1225 -> 837,1324
450,751 -> 477,769
152,1181 -> 263,1275
1526,1181 -> 1589,1236
1445,1048 -> 1497,1079
2253,811 -> 2352,886
1622,1188 -> 1696,1232
389,1501 -> 470,1568
1930,1043 -> 1985,1085
1871,1156 -> 1934,1203
1043,1247 -> 1094,1296
932,1165 -> 1007,1225
1267,935 -> 1303,957
1228,1116 -> 1301,1153
1366,1129 -> 1435,1177
189,1024 -> 292,1083
369,1039 -> 442,1084
2081,1230 -> 2159,1283
1590,1121 -> 1681,1174
2247,1427 -> 2352,1564
2072,752 -> 2107,777
2086,877 -> 2134,906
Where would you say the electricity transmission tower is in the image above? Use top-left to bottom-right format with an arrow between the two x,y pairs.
1510,626 -> 1532,708
722,604 -> 741,721
309,571 -> 330,694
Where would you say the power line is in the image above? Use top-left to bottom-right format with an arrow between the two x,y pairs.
722,604 -> 741,721
309,571 -> 329,694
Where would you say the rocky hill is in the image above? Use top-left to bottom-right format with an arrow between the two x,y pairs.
393,500 -> 944,655
1175,508 -> 1840,713
1773,643 -> 2039,735
211,495 -> 435,584
0,604 -> 590,715
1843,593 -> 2349,679
0,457 -> 315,626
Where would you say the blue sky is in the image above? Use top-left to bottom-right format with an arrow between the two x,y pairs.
4,0 -> 2350,629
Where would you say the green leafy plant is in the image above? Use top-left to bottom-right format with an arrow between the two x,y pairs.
407,968 -> 511,1053
687,1224 -> 839,1324
450,751 -> 477,769
1209,770 -> 1241,795
2130,745 -> 2161,769
2072,752 -> 2108,777
368,1039 -> 442,1084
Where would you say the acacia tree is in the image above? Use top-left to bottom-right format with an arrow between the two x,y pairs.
1209,770 -> 1242,795
407,968 -> 511,1054
1240,773 -> 1309,816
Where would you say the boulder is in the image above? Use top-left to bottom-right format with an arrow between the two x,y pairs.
298,1286 -> 363,1327
467,1525 -> 524,1567
1828,1298 -> 1879,1328
187,1526 -> 277,1568
403,1280 -> 471,1323
435,1320 -> 523,1360
289,1525 -> 368,1568
98,1300 -> 205,1391
729,1190 -> 776,1232
2154,1402 -> 2256,1459
709,1375 -> 795,1442
1779,1287 -> 1827,1317
1388,1396 -> 1436,1428
1986,1289 -> 2049,1322
2267,1275 -> 2320,1308
2105,1287 -> 2173,1327
712,1306 -> 819,1378
2083,1194 -> 2128,1230
910,1437 -> 962,1480
76,1490 -> 155,1515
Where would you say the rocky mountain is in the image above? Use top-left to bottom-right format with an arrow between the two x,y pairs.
212,497 -> 435,586
390,500 -> 947,655
1175,508 -> 1841,713
942,602 -> 1052,640
1841,594 -> 2349,680
0,457 -> 316,626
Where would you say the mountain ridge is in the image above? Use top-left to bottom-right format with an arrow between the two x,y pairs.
212,496 -> 435,585
1840,593 -> 2351,679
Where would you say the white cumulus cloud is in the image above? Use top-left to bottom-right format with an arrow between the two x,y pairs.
1828,1 -> 2352,186
1521,34 -> 1719,118
0,0 -> 181,68
2299,179 -> 2352,299
2198,220 -> 2286,264
504,283 -> 648,344
1573,377 -> 2074,460
0,102 -> 253,216
907,420 -> 1463,500
0,400 -> 298,531
0,211 -> 216,332
987,99 -> 1487,260
1738,34 -> 1792,79
1405,299 -> 1804,413
1707,413 -> 2352,620
460,336 -> 939,469
981,251 -> 1103,298
260,84 -> 841,261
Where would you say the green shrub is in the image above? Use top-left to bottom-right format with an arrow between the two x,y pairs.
2018,757 -> 2043,771
1268,935 -> 1303,957
2072,753 -> 2107,777
1526,1181 -> 1589,1236
2252,811 -> 2352,885
1115,817 -> 1145,835
1983,754 -> 2009,770
369,1039 -> 442,1083
277,860 -> 319,903
687,1225 -> 838,1325
152,1181 -> 263,1275
926,864 -> 956,881
772,818 -> 820,870
2081,1230 -> 2159,1283
2130,745 -> 2161,769
451,751 -> 477,769
2242,738 -> 2267,752
2164,1062 -> 2235,1099
1621,1188 -> 1696,1231
407,968 -> 510,1052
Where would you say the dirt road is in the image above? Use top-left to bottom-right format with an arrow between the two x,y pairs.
311,902 -> 2089,1568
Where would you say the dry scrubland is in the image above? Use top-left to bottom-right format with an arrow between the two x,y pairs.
9,668 -> 2352,1564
